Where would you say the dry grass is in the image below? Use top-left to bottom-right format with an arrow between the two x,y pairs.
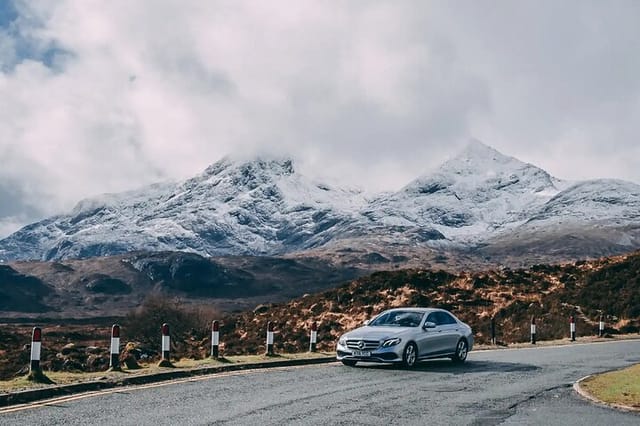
0,351 -> 334,394
581,363 -> 640,408
0,370 -> 129,393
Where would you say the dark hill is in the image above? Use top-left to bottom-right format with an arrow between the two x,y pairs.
0,265 -> 53,313
1,252 -> 366,318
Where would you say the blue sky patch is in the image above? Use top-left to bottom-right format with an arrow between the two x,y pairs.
0,0 -> 18,28
0,1 -> 72,73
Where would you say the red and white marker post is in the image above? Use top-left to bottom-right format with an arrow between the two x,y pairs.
159,323 -> 172,366
570,316 -> 576,341
30,327 -> 42,374
530,316 -> 536,345
599,314 -> 605,337
266,321 -> 275,356
211,320 -> 220,359
309,321 -> 318,352
109,324 -> 121,371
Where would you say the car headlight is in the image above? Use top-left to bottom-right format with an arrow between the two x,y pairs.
338,337 -> 347,347
381,337 -> 402,347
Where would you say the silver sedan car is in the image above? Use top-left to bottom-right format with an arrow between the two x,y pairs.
336,307 -> 474,368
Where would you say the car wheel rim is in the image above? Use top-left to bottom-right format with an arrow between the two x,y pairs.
457,341 -> 467,360
405,345 -> 416,366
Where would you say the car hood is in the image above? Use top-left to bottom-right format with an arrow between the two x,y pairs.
342,326 -> 415,341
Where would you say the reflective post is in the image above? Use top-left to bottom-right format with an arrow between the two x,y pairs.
211,320 -> 220,359
158,323 -> 174,367
570,316 -> 576,342
599,314 -> 604,338
309,321 -> 318,352
530,316 -> 536,345
266,321 -> 275,356
30,327 -> 42,374
109,324 -> 121,371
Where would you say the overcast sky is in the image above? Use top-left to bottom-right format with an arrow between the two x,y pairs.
1,0 -> 639,238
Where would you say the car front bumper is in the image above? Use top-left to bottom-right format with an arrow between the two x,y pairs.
335,344 -> 403,363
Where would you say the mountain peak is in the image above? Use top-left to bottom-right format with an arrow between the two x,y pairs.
203,155 -> 295,178
445,140 -> 515,167
457,139 -> 504,159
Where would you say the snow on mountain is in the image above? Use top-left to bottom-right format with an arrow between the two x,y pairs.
0,157 -> 366,261
1,142 -> 639,262
362,141 -> 568,244
526,179 -> 640,224
490,178 -> 640,250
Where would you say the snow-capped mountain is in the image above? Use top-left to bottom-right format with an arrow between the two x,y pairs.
361,142 -> 570,244
0,157 -> 366,261
1,141 -> 639,262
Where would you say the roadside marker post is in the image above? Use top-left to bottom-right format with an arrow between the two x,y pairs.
490,317 -> 496,345
109,324 -> 121,371
530,316 -> 536,345
158,323 -> 173,367
266,321 -> 275,356
309,321 -> 318,352
27,326 -> 51,383
30,327 -> 42,374
570,316 -> 576,341
211,320 -> 220,359
599,314 -> 605,338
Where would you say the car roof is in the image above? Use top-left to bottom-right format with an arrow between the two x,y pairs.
382,307 -> 445,314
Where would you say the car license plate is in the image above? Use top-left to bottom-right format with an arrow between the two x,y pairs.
352,350 -> 370,357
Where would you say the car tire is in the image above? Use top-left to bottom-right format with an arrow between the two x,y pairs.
342,360 -> 357,367
452,338 -> 468,363
402,342 -> 418,368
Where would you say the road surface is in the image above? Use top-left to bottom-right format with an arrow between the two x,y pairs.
2,340 -> 639,425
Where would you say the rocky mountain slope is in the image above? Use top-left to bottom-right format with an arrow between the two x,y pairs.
1,141 -> 639,264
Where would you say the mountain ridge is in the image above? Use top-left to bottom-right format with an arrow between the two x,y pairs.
1,142 -> 639,263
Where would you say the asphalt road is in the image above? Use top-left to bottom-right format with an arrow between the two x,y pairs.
2,340 -> 640,425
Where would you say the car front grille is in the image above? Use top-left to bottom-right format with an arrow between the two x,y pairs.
346,339 -> 380,350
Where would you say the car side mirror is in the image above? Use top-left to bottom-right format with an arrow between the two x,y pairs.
364,319 -> 371,326
423,321 -> 436,330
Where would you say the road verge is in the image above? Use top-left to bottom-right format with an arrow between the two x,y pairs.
0,355 -> 335,408
574,366 -> 640,413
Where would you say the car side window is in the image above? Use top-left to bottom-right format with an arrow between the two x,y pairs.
439,312 -> 457,325
426,312 -> 439,325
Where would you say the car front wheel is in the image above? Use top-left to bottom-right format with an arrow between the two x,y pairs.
402,343 -> 418,368
452,339 -> 468,363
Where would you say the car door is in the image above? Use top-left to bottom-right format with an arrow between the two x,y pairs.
436,311 -> 462,354
416,312 -> 448,358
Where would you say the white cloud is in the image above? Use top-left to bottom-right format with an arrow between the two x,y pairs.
1,0 -> 639,237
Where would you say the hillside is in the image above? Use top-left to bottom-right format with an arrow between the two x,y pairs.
220,251 -> 640,354
0,251 -> 638,379
1,252 -> 366,318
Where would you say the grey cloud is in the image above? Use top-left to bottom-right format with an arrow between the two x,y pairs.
0,0 -> 639,238
0,180 -> 39,217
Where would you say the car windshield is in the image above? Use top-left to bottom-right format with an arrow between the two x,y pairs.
369,311 -> 424,327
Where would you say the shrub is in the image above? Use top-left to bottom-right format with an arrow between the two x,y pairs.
123,293 -> 219,359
